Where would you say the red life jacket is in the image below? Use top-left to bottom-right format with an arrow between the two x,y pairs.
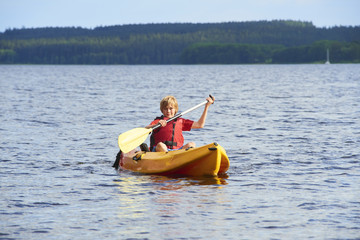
150,116 -> 193,150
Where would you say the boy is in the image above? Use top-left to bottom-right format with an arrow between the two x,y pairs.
146,95 -> 215,152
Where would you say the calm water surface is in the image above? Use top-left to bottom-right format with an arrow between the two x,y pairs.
1,64 -> 359,239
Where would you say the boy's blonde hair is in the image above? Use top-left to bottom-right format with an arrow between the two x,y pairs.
160,96 -> 179,113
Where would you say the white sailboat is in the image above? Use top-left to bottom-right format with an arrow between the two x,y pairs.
325,48 -> 330,64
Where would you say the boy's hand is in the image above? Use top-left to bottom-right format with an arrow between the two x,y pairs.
206,95 -> 215,105
159,119 -> 167,127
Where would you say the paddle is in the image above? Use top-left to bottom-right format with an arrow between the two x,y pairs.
118,95 -> 213,153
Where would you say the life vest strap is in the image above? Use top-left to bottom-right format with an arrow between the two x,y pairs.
163,141 -> 177,147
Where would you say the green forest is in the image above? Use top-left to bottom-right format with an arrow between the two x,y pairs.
0,20 -> 359,64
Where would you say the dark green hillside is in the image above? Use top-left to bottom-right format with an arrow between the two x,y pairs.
0,20 -> 359,64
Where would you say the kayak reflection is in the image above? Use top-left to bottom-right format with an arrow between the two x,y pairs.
149,174 -> 228,190
114,173 -> 228,194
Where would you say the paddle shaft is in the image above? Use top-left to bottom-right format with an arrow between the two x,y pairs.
152,95 -> 213,130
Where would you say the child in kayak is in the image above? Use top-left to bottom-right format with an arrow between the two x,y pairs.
146,95 -> 215,152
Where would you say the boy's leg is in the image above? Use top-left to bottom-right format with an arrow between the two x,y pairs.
156,142 -> 168,152
182,142 -> 196,149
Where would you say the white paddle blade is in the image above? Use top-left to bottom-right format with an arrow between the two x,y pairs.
118,127 -> 152,153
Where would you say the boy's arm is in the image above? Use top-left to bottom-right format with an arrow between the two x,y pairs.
191,96 -> 215,129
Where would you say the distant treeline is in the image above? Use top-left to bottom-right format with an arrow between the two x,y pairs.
181,41 -> 360,64
0,20 -> 359,64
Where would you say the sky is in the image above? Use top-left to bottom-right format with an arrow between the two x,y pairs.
0,0 -> 359,32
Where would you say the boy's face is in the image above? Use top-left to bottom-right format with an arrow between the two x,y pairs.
161,104 -> 176,118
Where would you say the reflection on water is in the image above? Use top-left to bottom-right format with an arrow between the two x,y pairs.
114,173 -> 228,191
113,173 -> 230,239
150,174 -> 228,188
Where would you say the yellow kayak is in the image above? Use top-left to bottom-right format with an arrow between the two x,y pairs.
118,142 -> 229,177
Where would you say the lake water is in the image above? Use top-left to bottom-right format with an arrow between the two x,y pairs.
1,64 -> 359,239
